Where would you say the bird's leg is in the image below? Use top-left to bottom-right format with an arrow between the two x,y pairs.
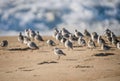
57,56 -> 60,60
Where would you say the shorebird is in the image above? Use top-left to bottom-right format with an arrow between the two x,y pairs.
55,31 -> 62,41
34,31 -> 44,42
29,29 -> 36,40
117,42 -> 120,49
101,43 -> 111,54
61,27 -> 70,36
27,40 -> 39,50
53,28 -> 59,38
60,37 -> 67,45
111,36 -> 119,46
78,37 -> 86,47
74,29 -> 83,38
24,29 -> 30,38
0,40 -> 8,48
84,29 -> 91,38
54,47 -> 66,60
97,36 -> 105,46
91,32 -> 98,42
65,39 -> 73,50
104,28 -> 111,37
88,39 -> 96,50
47,40 -> 56,46
18,32 -> 24,43
23,36 -> 30,45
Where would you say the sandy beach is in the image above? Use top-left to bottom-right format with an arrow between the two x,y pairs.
0,36 -> 120,81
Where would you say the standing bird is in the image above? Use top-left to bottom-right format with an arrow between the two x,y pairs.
74,29 -> 83,38
65,39 -> 73,50
91,32 -> 98,42
27,40 -> 39,50
47,40 -> 56,46
34,31 -> 44,42
0,40 -> 8,49
60,37 -> 67,45
18,32 -> 24,43
97,36 -> 105,46
78,37 -> 86,47
84,29 -> 91,38
24,29 -> 30,38
101,43 -> 111,55
29,29 -> 36,40
88,39 -> 96,50
117,42 -> 120,49
55,32 -> 62,41
53,28 -> 59,38
54,47 -> 66,60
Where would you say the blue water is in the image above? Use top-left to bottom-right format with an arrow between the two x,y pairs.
0,0 -> 120,36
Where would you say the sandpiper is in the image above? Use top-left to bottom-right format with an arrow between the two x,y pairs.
65,39 -> 73,50
54,47 -> 66,60
18,32 -> 24,43
0,40 -> 8,48
47,40 -> 56,46
34,31 -> 44,42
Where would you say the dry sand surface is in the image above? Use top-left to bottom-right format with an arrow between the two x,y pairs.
0,36 -> 120,81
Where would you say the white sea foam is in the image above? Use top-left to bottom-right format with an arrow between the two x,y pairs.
0,0 -> 120,36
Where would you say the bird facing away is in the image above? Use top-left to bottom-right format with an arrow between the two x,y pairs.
65,39 -> 73,50
18,32 -> 24,43
27,41 -> 39,50
0,40 -> 8,47
47,40 -> 56,46
88,39 -> 96,50
34,31 -> 44,42
54,47 -> 66,60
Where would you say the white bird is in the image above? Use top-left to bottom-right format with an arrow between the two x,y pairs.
47,40 -> 56,46
27,40 -> 39,50
60,37 -> 67,45
55,32 -> 62,41
54,47 -> 66,60
34,31 -> 44,42
61,27 -> 70,36
101,43 -> 111,54
23,36 -> 30,45
91,32 -> 98,42
97,36 -> 105,46
65,39 -> 73,50
117,42 -> 120,49
84,29 -> 91,38
0,40 -> 8,48
29,29 -> 36,40
78,37 -> 86,47
18,32 -> 24,43
53,28 -> 59,38
74,29 -> 83,38
88,39 -> 96,50
24,29 -> 30,38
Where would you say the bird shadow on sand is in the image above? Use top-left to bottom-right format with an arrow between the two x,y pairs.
94,53 -> 114,57
8,47 -> 31,51
37,61 -> 58,65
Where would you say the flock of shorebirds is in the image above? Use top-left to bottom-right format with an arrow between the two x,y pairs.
0,28 -> 120,60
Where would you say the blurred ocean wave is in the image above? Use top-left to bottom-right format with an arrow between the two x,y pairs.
0,0 -> 120,36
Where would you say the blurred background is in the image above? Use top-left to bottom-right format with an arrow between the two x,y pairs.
0,0 -> 120,36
